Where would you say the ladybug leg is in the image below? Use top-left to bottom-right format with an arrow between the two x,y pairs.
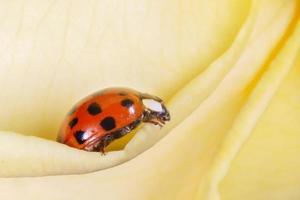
100,147 -> 106,155
148,120 -> 164,128
96,142 -> 106,155
98,134 -> 114,155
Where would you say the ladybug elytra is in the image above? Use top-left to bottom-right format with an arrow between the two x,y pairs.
57,87 -> 170,154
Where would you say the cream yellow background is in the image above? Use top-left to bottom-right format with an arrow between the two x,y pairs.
0,0 -> 299,199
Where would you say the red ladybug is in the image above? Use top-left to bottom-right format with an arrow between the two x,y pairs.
57,87 -> 170,154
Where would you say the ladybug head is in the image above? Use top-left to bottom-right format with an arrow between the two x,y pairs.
156,103 -> 170,121
142,97 -> 170,126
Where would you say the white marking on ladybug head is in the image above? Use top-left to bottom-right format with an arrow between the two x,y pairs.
142,99 -> 163,112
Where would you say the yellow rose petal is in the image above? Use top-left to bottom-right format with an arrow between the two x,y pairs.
220,20 -> 300,200
0,0 -> 299,200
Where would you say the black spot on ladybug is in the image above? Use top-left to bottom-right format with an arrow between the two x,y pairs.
121,98 -> 134,108
118,92 -> 127,96
100,117 -> 116,131
87,102 -> 102,115
69,117 -> 78,129
74,130 -> 87,144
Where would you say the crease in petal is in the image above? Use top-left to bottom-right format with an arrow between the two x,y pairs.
197,4 -> 300,200
221,50 -> 300,200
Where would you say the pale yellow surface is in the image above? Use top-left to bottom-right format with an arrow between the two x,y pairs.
0,0 -> 299,200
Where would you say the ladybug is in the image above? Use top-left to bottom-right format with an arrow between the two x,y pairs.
57,87 -> 170,154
